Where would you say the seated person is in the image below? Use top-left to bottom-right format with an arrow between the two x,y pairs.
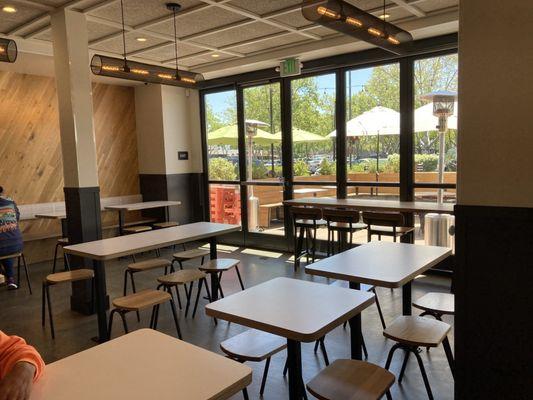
0,331 -> 44,400
0,186 -> 23,290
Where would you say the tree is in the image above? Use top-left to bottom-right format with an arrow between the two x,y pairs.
208,158 -> 237,181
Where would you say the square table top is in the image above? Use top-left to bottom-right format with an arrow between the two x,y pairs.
104,200 -> 181,211
35,211 -> 67,219
30,329 -> 251,400
206,277 -> 375,342
306,241 -> 452,288
63,222 -> 240,261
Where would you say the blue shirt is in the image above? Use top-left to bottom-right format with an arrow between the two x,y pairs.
0,196 -> 23,252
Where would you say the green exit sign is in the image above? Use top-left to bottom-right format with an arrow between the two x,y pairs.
280,58 -> 301,77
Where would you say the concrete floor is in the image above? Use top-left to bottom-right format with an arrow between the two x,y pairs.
0,243 -> 454,400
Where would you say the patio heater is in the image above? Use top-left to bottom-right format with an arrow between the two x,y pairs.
421,90 -> 458,203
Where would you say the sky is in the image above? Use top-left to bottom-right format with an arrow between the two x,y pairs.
207,67 -> 374,116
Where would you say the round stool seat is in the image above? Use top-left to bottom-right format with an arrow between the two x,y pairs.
123,226 -> 152,234
329,221 -> 367,231
383,316 -> 451,348
413,292 -> 455,315
221,329 -> 286,362
307,359 -> 395,400
57,238 -> 69,245
172,248 -> 210,261
153,221 -> 179,228
199,258 -> 239,272
295,219 -> 326,227
157,269 -> 206,285
46,269 -> 94,285
127,258 -> 171,272
113,289 -> 171,311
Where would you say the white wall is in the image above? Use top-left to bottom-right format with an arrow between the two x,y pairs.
135,84 -> 203,175
457,0 -> 533,208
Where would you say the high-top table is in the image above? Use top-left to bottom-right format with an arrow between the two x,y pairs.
30,329 -> 252,400
35,211 -> 68,237
306,241 -> 452,315
206,277 -> 374,400
63,222 -> 240,342
105,200 -> 182,234
284,196 -> 454,214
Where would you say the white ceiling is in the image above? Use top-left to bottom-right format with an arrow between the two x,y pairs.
0,0 -> 459,82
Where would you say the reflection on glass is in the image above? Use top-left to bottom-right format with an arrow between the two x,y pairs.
414,54 -> 458,196
209,184 -> 241,226
291,74 -> 336,180
345,64 -> 400,193
205,90 -> 239,181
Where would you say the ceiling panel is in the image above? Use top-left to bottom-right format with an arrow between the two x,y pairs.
418,0 -> 459,13
228,0 -> 303,15
139,42 -> 203,62
89,0 -> 203,27
270,10 -> 314,29
0,4 -> 44,34
90,33 -> 170,55
147,6 -> 245,38
193,22 -> 283,48
229,33 -> 309,55
183,52 -> 233,67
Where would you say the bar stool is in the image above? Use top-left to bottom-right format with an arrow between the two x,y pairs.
108,289 -> 181,339
291,206 -> 326,269
172,248 -> 210,270
157,269 -> 211,318
221,329 -> 287,396
362,211 -> 415,242
307,359 -> 395,400
123,225 -> 152,234
384,316 -> 454,399
52,238 -> 71,273
199,259 -> 244,298
42,269 -> 95,339
413,292 -> 454,321
323,208 -> 366,256
0,253 -> 31,294
153,221 -> 179,229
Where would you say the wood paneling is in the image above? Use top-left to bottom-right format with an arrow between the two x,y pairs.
0,71 -> 140,262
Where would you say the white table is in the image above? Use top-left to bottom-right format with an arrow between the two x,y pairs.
206,277 -> 374,399
306,241 -> 452,315
64,222 -> 240,342
30,329 -> 252,400
105,201 -> 182,234
289,188 -> 328,197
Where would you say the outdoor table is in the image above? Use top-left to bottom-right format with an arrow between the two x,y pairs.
35,211 -> 68,237
306,241 -> 452,315
206,277 -> 374,400
105,200 -> 182,235
291,188 -> 328,197
30,329 -> 252,400
63,222 -> 240,342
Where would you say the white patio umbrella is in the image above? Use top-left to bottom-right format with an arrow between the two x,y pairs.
414,102 -> 458,132
328,106 -> 400,177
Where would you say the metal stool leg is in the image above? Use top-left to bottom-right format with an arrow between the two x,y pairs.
153,305 -> 160,330
108,309 -> 118,339
385,343 -> 403,370
184,282 -> 193,317
122,270 -> 129,296
398,349 -> 411,383
372,287 -> 386,329
169,298 -> 182,339
242,388 -> 249,400
235,266 -> 245,291
442,337 -> 455,379
283,357 -> 288,377
129,271 -> 140,322
413,348 -> 434,400
361,333 -> 369,359
259,357 -> 271,396
118,311 -> 129,334
21,254 -> 32,294
192,279 -> 203,318
319,337 -> 329,366
45,284 -> 54,339
52,243 -> 60,273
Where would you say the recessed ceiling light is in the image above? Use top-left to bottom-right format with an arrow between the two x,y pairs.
136,37 -> 147,42
211,54 -> 220,58
2,6 -> 17,13
379,13 -> 390,20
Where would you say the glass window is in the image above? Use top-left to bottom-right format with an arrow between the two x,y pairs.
204,90 -> 239,181
291,73 -> 336,183
345,64 -> 400,199
414,54 -> 458,201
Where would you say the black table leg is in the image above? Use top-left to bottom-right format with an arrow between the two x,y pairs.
287,339 -> 304,399
164,206 -> 169,223
349,281 -> 363,360
209,237 -> 219,302
118,210 -> 125,235
60,218 -> 68,238
92,260 -> 109,342
402,281 -> 412,315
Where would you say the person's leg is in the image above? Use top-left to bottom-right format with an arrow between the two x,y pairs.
1,258 -> 15,279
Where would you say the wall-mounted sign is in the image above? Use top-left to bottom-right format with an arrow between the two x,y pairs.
279,58 -> 302,77
178,151 -> 188,160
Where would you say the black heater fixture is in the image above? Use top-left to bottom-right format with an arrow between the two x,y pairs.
0,38 -> 17,63
301,0 -> 413,55
90,2 -> 203,87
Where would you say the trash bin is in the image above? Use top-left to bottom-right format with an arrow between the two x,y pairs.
424,213 -> 454,249
247,195 -> 259,232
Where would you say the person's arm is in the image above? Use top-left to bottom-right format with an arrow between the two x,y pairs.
0,331 -> 44,381
14,202 -> 20,222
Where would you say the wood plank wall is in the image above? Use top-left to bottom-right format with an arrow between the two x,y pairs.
0,71 -> 140,263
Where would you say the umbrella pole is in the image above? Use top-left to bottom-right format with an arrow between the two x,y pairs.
271,143 -> 275,175
438,130 -> 445,204
376,131 -> 380,196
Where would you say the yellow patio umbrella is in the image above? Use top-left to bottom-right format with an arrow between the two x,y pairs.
208,124 -> 280,146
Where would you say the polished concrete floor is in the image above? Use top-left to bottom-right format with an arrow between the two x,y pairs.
0,243 -> 454,399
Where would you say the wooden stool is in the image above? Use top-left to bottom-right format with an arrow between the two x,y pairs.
108,289 -> 181,339
172,248 -> 210,270
123,225 -> 152,234
413,292 -> 455,320
323,208 -> 366,256
221,329 -> 286,396
153,221 -> 179,229
384,316 -> 454,399
307,359 -> 395,400
291,206 -> 326,269
362,211 -> 415,242
199,259 -> 244,298
157,269 -> 210,318
52,238 -> 70,273
0,252 -> 31,294
42,269 -> 95,339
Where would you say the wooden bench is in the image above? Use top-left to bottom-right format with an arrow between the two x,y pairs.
259,202 -> 283,228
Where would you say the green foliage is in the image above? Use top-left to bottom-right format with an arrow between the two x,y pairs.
208,158 -> 237,181
318,158 -> 336,175
252,163 -> 268,179
415,154 -> 439,171
294,160 -> 310,177
384,154 -> 400,173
